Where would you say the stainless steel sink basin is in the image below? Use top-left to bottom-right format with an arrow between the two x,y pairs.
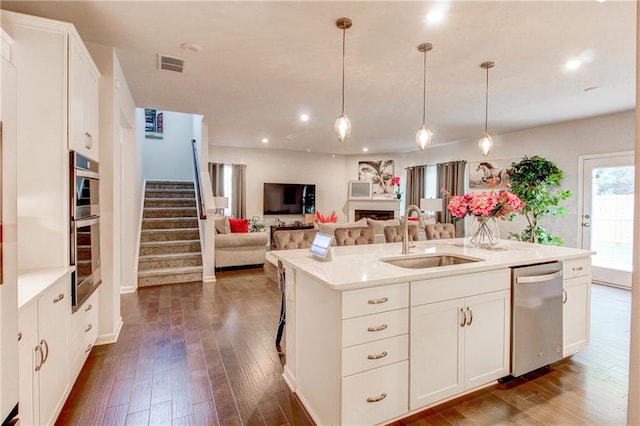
381,253 -> 483,269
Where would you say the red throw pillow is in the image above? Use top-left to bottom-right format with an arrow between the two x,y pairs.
408,217 -> 419,221
229,218 -> 249,233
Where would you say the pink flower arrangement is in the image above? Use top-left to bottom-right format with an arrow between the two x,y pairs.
447,190 -> 524,220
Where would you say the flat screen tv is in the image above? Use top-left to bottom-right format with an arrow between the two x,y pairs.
263,182 -> 315,215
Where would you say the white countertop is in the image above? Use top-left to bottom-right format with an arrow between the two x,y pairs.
271,238 -> 593,291
18,266 -> 74,308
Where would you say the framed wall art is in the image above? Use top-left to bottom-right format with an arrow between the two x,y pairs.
145,108 -> 164,139
468,158 -> 516,190
358,160 -> 394,197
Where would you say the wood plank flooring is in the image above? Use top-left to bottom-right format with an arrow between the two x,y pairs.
56,266 -> 630,425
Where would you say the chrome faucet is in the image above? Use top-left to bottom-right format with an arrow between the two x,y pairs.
402,204 -> 423,255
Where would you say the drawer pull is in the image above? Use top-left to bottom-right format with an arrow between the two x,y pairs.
367,351 -> 388,360
85,344 -> 93,354
18,332 -> 22,342
85,304 -> 93,312
563,289 -> 568,304
460,308 -> 466,327
34,345 -> 43,372
366,393 -> 387,403
367,324 -> 388,332
367,297 -> 388,305
53,293 -> 64,303
572,266 -> 584,272
85,324 -> 93,333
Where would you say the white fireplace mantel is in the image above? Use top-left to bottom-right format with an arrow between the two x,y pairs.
347,198 -> 401,222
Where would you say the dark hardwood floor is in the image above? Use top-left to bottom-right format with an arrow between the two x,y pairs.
56,266 -> 630,425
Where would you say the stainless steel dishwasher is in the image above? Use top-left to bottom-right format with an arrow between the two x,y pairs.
511,262 -> 563,377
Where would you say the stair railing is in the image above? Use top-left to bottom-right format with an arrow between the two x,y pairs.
191,139 -> 207,220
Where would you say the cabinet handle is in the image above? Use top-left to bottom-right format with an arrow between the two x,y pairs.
573,266 -> 583,272
367,297 -> 388,305
367,351 -> 388,360
53,293 -> 64,303
85,132 -> 93,149
85,344 -> 93,354
367,324 -> 388,332
18,332 -> 22,342
34,345 -> 43,372
465,307 -> 473,326
85,324 -> 93,333
563,289 -> 568,304
40,339 -> 49,365
85,303 -> 93,312
366,393 -> 387,403
460,308 -> 466,327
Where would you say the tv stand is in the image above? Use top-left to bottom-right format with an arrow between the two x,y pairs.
270,224 -> 315,249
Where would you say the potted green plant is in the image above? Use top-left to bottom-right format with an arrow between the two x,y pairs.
507,155 -> 571,245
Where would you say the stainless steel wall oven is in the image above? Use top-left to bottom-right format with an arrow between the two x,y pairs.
70,151 -> 101,312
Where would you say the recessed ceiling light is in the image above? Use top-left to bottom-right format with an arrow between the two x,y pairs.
262,138 -> 269,144
332,154 -> 336,158
362,147 -> 368,152
584,85 -> 601,92
181,42 -> 202,53
300,114 -> 309,122
426,9 -> 445,24
564,59 -> 582,71
596,0 -> 606,3
306,149 -> 311,152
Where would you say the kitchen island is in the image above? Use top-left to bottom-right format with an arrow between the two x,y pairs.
271,238 -> 593,425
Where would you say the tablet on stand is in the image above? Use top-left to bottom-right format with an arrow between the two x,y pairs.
310,233 -> 333,262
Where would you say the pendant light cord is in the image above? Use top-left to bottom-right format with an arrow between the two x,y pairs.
341,26 -> 346,114
484,66 -> 489,133
422,50 -> 427,126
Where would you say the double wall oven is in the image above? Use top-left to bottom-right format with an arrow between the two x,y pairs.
70,151 -> 101,312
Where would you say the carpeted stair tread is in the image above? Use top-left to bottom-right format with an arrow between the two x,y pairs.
137,265 -> 203,278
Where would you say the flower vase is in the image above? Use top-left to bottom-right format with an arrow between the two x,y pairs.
470,217 -> 500,248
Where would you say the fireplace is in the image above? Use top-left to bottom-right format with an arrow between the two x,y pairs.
355,210 -> 395,221
347,199 -> 401,222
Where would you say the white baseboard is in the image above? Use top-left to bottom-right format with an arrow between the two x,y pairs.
120,285 -> 136,294
203,274 -> 216,283
96,316 -> 123,345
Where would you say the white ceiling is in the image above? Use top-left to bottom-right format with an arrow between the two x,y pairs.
1,1 -> 636,155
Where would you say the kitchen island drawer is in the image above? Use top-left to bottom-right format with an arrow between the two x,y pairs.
342,308 -> 408,347
563,258 -> 591,279
342,334 -> 408,377
342,282 -> 408,319
342,360 -> 408,425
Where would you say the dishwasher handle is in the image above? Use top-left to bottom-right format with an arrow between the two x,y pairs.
515,270 -> 562,284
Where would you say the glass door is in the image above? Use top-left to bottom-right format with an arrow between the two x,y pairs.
581,153 -> 634,288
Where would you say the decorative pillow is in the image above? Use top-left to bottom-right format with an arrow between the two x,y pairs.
366,218 -> 400,234
229,218 -> 249,233
317,218 -> 367,235
215,216 -> 231,234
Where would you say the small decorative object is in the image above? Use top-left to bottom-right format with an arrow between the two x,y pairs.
390,176 -> 402,199
315,210 -> 338,223
249,216 -> 264,233
446,189 -> 525,248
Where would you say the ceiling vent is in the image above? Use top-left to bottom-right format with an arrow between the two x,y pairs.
158,54 -> 184,73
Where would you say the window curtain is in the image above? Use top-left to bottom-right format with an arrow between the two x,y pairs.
405,165 -> 426,209
437,160 -> 467,237
208,162 -> 225,196
232,164 -> 247,219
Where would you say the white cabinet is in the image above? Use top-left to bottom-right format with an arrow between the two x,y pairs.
69,33 -> 99,161
18,273 -> 71,426
410,270 -> 510,410
69,291 -> 99,381
562,258 -> 591,357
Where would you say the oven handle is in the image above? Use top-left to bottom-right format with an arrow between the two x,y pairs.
75,169 -> 99,180
75,217 -> 100,228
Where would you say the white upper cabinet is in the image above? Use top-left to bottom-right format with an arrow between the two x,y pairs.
68,33 -> 99,161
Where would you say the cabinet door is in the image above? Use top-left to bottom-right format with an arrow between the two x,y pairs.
463,290 -> 511,390
410,298 -> 464,410
68,38 -> 87,157
37,278 -> 71,426
18,332 -> 39,426
83,64 -> 99,157
563,276 -> 591,357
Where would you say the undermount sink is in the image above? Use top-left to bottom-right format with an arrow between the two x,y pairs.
381,253 -> 483,269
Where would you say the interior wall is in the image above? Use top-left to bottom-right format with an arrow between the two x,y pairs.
140,110 -> 197,181
208,146 -> 348,223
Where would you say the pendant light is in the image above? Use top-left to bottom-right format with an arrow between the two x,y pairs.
478,61 -> 495,157
416,42 -> 434,151
334,17 -> 352,143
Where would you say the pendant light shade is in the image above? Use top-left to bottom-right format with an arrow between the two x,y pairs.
335,17 -> 352,143
478,61 -> 495,157
416,42 -> 434,151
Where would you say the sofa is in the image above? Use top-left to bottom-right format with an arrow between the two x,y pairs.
214,216 -> 269,269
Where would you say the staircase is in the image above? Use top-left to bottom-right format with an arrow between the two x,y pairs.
137,181 -> 203,287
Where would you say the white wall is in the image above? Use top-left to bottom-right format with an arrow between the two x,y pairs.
209,147 -> 348,223
140,110 -> 198,181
